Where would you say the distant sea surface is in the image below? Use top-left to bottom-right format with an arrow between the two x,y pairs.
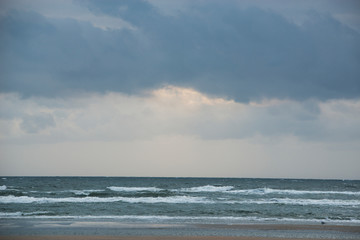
0,177 -> 359,224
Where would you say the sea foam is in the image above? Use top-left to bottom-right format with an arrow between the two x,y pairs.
0,195 -> 210,204
2,195 -> 358,206
69,190 -> 104,196
178,185 -> 233,192
229,188 -> 360,196
1,213 -> 360,224
0,211 -> 51,217
226,198 -> 360,206
107,186 -> 163,192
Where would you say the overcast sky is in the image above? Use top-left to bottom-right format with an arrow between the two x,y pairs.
0,0 -> 359,179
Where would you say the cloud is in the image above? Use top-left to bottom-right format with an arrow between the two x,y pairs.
146,0 -> 360,30
0,0 -> 134,30
20,113 -> 55,134
1,1 -> 359,101
1,86 -> 359,178
1,86 -> 359,143
1,135 -> 359,178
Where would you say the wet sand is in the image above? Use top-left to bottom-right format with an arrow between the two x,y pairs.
0,236 -> 353,240
0,223 -> 359,240
195,223 -> 360,232
0,236 -> 350,240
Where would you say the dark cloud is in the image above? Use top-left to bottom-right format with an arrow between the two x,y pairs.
0,0 -> 359,101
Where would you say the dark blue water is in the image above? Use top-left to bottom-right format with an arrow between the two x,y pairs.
0,177 -> 359,224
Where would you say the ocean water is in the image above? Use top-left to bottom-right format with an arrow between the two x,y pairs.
0,177 -> 359,225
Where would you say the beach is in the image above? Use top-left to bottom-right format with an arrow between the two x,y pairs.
0,226 -> 359,240
1,220 -> 360,240
0,236 -> 356,240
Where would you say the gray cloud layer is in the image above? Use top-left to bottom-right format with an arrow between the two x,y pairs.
1,88 -> 360,143
1,0 -> 359,101
1,89 -> 360,178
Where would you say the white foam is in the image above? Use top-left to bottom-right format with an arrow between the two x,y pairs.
226,198 -> 360,206
229,188 -> 360,196
0,212 -> 22,217
23,211 -> 51,215
29,191 -> 52,193
179,185 -> 234,192
107,186 -> 163,192
123,196 -> 211,204
1,194 -> 359,206
0,195 -> 210,204
1,214 -> 359,224
0,211 -> 50,217
69,190 -> 104,196
0,185 -> 6,190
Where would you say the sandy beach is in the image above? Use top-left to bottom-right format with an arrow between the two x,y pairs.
0,236 -> 355,240
1,222 -> 359,240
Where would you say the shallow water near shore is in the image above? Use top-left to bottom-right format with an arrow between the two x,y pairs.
1,177 -> 360,238
1,177 -> 359,224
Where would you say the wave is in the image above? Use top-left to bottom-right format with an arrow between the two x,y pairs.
178,185 -> 234,192
0,212 -> 23,217
1,213 -> 359,224
26,185 -> 358,196
0,195 -> 210,204
0,185 -> 6,190
229,188 -> 360,196
175,185 -> 360,195
27,189 -> 105,196
69,190 -> 104,196
226,198 -> 360,206
1,195 -> 359,206
0,211 -> 50,217
107,186 -> 163,192
108,185 -> 234,193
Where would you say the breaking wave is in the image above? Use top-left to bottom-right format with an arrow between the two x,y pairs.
68,190 -> 104,196
178,185 -> 233,192
0,211 -> 51,217
107,186 -> 163,192
226,198 -> 360,206
0,195 -> 210,204
229,188 -> 360,196
1,195 -> 359,206
1,213 -> 359,224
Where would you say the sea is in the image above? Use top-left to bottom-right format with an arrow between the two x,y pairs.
0,177 -> 360,225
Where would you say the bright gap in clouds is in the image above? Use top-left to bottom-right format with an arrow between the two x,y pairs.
0,86 -> 359,179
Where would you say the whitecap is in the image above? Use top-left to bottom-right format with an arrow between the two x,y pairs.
107,186 -> 163,192
69,189 -> 104,196
0,195 -> 211,204
23,211 -> 51,216
229,188 -> 360,196
178,185 -> 233,192
0,211 -> 50,217
0,185 -> 6,190
1,214 -> 360,224
226,198 -> 360,206
0,212 -> 22,217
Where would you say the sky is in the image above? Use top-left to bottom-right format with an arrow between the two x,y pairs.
0,0 -> 360,179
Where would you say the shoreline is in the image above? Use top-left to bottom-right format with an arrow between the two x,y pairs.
1,220 -> 359,239
0,236 -> 354,240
